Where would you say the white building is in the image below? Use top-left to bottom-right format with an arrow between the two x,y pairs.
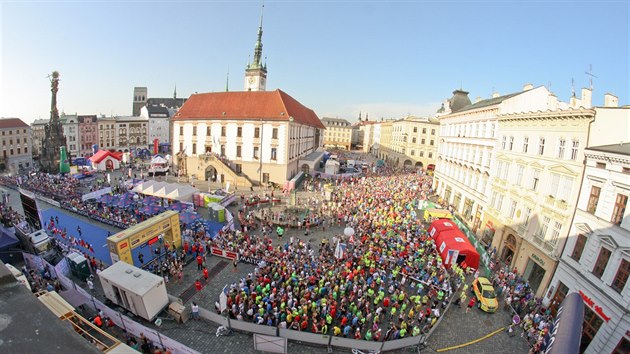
59,113 -> 79,158
433,85 -> 554,233
141,105 -> 171,153
546,143 -> 630,354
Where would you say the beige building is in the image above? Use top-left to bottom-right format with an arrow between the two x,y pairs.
0,118 -> 33,173
97,116 -> 117,150
30,119 -> 48,158
434,85 -> 554,234
115,116 -> 148,151
171,89 -> 324,188
321,117 -> 353,150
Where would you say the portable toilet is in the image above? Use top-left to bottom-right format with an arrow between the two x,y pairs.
212,204 -> 226,222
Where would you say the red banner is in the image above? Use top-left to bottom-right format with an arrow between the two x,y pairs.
153,139 -> 159,155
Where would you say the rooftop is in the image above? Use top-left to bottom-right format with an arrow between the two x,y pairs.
0,118 -> 29,129
587,142 -> 630,156
174,89 -> 325,129
0,262 -> 101,354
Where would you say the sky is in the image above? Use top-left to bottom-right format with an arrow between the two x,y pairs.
1,0 -> 628,124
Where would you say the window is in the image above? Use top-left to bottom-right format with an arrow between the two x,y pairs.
430,140 -> 434,146
537,216 -> 551,239
192,143 -> 196,154
548,221 -> 562,245
221,126 -> 226,137
571,234 -> 587,261
516,165 -> 524,185
522,206 -> 532,225
611,194 -> 628,225
17,148 -> 20,154
570,140 -> 579,160
538,137 -> 545,155
413,127 -> 418,133
421,138 -> 426,144
254,127 -> 260,139
531,169 -> 541,191
489,123 -> 495,137
596,162 -> 606,169
509,136 -> 514,150
236,145 -> 242,158
179,126 -> 183,135
558,139 -> 566,158
206,126 -> 211,136
271,148 -> 277,160
220,145 -> 225,156
496,194 -> 504,212
421,128 -> 426,134
419,151 -> 424,157
237,127 -> 242,137
611,259 -> 629,293
501,136 -> 506,149
509,200 -> 517,218
272,128 -> 278,139
235,164 -> 242,174
587,186 -> 601,214
9,149 -> 13,156
428,152 -> 433,158
410,150 -> 415,156
431,129 -> 436,135
613,337 -> 630,354
254,146 -> 259,159
16,138 -> 20,144
192,126 -> 197,136
623,167 -> 630,174
592,247 -> 611,278
24,147 -> 27,154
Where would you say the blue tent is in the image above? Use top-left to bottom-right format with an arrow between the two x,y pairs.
140,204 -> 164,215
98,194 -> 115,204
179,211 -> 201,224
169,202 -> 189,212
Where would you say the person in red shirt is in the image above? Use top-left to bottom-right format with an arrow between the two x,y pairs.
467,297 -> 476,313
197,255 -> 203,270
203,267 -> 209,282
195,280 -> 204,298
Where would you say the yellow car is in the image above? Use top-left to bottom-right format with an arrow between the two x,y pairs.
471,277 -> 498,313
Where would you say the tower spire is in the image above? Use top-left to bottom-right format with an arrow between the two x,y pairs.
173,84 -> 177,99
252,4 -> 264,69
226,68 -> 230,92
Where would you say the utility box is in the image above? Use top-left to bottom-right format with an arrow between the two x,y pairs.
66,252 -> 90,281
98,261 -> 168,321
168,302 -> 189,324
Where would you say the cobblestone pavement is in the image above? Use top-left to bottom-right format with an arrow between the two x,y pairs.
4,171 -> 533,353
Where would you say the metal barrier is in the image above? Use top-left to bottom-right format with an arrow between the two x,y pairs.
330,336 -> 383,352
229,319 -> 278,336
278,328 -> 330,346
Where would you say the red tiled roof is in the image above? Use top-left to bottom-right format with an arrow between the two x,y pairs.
173,89 -> 325,129
89,150 -> 121,163
0,118 -> 29,129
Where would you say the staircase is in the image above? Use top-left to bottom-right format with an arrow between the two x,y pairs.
192,154 -> 253,189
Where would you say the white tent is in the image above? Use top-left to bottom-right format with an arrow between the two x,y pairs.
151,155 -> 168,165
132,180 -> 156,194
131,181 -> 198,202
166,185 -> 197,202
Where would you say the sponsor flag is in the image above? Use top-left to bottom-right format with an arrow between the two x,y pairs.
334,241 -> 347,259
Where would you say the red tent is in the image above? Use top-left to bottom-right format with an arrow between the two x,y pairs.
435,230 -> 480,270
428,219 -> 458,240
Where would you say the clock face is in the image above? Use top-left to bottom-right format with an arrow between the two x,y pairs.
248,77 -> 255,84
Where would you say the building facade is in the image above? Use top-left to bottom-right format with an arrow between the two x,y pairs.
546,143 -> 630,354
172,89 -> 324,187
97,116 -> 117,151
132,87 -> 148,116
0,118 -> 33,173
321,117 -> 353,150
78,115 -> 98,158
30,119 -> 48,159
141,105 -> 171,153
483,105 -> 595,297
115,116 -> 148,151
59,113 -> 79,159
433,85 -> 553,235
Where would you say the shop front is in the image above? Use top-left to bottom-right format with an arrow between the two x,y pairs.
512,242 -> 555,297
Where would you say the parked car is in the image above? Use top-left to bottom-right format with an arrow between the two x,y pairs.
471,277 -> 498,313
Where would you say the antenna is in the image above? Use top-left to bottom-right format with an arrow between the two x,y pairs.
585,64 -> 597,90
571,78 -> 575,97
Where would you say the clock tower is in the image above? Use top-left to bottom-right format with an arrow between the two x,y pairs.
244,5 -> 267,92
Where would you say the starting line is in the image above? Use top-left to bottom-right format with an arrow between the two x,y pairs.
436,326 -> 506,352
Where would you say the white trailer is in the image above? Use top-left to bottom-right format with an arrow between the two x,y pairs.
98,261 -> 168,321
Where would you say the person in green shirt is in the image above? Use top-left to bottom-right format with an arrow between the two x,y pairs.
364,330 -> 373,341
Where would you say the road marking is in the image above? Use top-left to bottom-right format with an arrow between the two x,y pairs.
436,326 -> 506,352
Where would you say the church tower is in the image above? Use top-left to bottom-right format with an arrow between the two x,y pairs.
244,5 -> 267,91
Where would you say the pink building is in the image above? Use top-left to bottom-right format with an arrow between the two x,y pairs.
78,115 -> 98,157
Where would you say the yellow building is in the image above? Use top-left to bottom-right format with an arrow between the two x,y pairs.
374,116 -> 439,169
321,117 -> 352,150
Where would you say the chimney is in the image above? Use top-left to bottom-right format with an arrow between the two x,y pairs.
547,94 -> 558,110
476,96 -> 482,103
492,92 -> 500,99
581,88 -> 592,108
523,83 -> 534,91
604,93 -> 619,107
570,96 -> 579,108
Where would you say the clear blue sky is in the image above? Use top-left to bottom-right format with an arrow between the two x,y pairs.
1,0 -> 628,124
